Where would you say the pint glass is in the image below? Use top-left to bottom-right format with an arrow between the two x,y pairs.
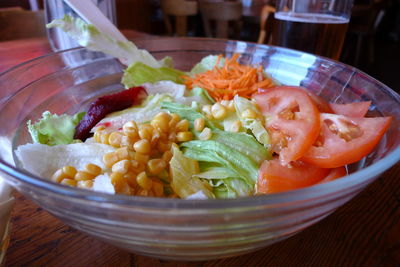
272,0 -> 353,60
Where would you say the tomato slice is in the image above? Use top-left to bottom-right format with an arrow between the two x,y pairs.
253,86 -> 321,164
301,113 -> 392,168
317,166 -> 347,184
257,157 -> 330,194
329,101 -> 371,117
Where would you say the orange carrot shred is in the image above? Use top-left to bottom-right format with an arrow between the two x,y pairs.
183,53 -> 275,101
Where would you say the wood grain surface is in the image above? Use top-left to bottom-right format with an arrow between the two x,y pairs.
1,35 -> 400,267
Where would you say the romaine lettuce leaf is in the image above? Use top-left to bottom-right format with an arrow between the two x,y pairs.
28,111 -> 84,146
46,15 -> 171,68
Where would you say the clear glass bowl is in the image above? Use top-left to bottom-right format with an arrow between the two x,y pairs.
0,38 -> 399,261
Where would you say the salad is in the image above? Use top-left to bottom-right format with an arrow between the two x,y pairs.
15,15 -> 392,199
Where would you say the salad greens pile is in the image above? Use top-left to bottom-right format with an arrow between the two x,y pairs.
15,15 -> 272,199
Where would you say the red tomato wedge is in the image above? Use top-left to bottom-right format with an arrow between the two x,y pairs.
329,101 -> 371,117
317,166 -> 347,184
301,113 -> 392,168
257,157 -> 330,194
253,86 -> 321,164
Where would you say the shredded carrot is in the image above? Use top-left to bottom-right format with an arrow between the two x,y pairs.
183,54 -> 275,101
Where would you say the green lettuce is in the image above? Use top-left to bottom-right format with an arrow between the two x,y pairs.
190,55 -> 225,75
28,111 -> 84,146
122,62 -> 185,88
46,15 -> 171,68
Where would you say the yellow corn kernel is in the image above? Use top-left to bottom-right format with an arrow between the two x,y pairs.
176,131 -> 193,142
230,120 -> 242,133
202,105 -> 212,117
112,159 -> 131,174
124,171 -> 137,188
75,171 -> 95,181
108,131 -> 124,147
151,112 -> 171,133
110,172 -> 126,193
136,171 -> 153,190
242,108 -> 258,119
120,135 -> 136,148
122,120 -> 138,138
133,139 -> 151,154
168,132 -> 177,142
175,119 -> 190,132
100,132 -> 110,145
84,163 -> 102,176
211,103 -> 227,120
194,118 -> 205,132
103,152 -> 119,168
62,166 -> 77,179
51,169 -> 67,183
199,127 -> 212,140
227,101 -> 236,111
150,128 -> 161,146
168,113 -> 181,128
61,178 -> 77,187
93,130 -> 102,143
136,188 -> 150,197
162,150 -> 173,163
134,152 -> 150,164
138,124 -> 153,141
152,180 -> 164,197
77,180 -> 93,189
157,140 -> 172,153
115,147 -> 130,160
147,159 -> 166,175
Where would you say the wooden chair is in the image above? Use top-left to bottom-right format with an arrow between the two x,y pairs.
257,5 -> 276,44
0,7 -> 46,41
160,0 -> 198,36
199,0 -> 243,39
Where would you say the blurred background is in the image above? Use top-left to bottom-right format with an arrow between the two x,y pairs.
0,0 -> 399,91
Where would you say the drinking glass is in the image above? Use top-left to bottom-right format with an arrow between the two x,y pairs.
272,0 -> 354,60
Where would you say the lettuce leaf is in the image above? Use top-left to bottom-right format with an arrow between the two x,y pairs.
190,55 -> 225,75
28,111 -> 84,146
122,62 -> 185,88
46,15 -> 171,68
169,144 -> 214,199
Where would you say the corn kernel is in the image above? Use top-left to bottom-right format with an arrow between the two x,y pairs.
157,140 -> 171,152
61,178 -> 77,187
202,105 -> 212,117
211,103 -> 227,120
136,171 -> 153,190
194,118 -> 205,132
151,112 -> 171,133
169,113 -> 181,128
176,131 -> 193,142
122,120 -> 138,138
138,124 -> 153,140
51,169 -> 67,183
115,147 -> 130,160
162,150 -> 173,163
147,159 -> 166,175
134,139 -> 151,154
175,119 -> 190,132
110,172 -> 126,193
108,131 -> 123,147
152,180 -> 164,197
84,163 -> 102,176
75,171 -> 95,181
100,132 -> 110,145
103,152 -> 119,168
199,127 -> 212,140
62,166 -> 77,178
112,159 -> 131,174
230,120 -> 242,133
168,132 -> 177,142
77,180 -> 93,189
134,152 -> 150,164
124,171 -> 137,188
93,130 -> 102,143
242,108 -> 258,119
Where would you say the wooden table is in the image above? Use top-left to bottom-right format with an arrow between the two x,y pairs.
1,35 -> 400,266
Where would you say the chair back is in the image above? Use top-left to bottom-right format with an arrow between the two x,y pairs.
257,5 -> 276,44
0,7 -> 46,41
161,0 -> 198,36
200,0 -> 243,39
